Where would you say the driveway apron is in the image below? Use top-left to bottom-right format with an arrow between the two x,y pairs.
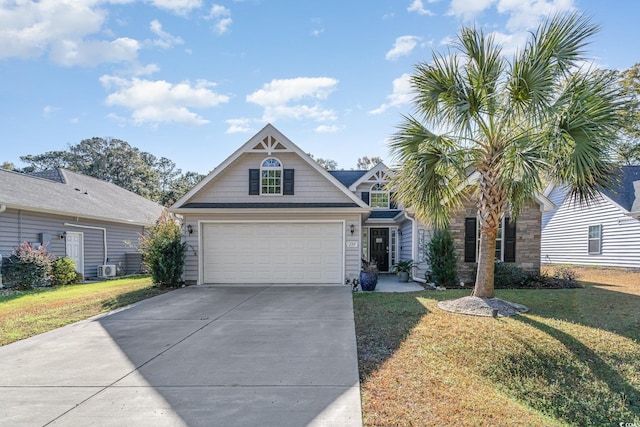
0,285 -> 362,427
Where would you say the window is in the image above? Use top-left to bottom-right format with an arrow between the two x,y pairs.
260,158 -> 282,195
465,217 -> 516,263
588,225 -> 601,254
370,183 -> 389,208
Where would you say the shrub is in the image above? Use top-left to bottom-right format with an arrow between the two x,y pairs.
139,212 -> 186,287
493,261 -> 527,288
51,257 -> 78,287
2,242 -> 55,289
426,227 -> 458,287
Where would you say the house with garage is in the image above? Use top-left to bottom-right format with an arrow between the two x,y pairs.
542,166 -> 640,269
171,124 -> 552,285
0,168 -> 164,278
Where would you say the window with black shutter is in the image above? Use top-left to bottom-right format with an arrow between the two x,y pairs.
283,169 -> 294,195
464,217 -> 477,262
249,169 -> 259,195
504,217 -> 516,262
361,191 -> 370,205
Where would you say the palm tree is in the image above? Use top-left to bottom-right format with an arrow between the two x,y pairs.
390,12 -> 625,298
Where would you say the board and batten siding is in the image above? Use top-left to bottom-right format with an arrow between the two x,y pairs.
181,212 -> 361,284
0,208 -> 147,277
541,186 -> 640,268
187,153 -> 356,205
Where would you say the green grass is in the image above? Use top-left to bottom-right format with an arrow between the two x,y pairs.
0,277 -> 168,346
354,276 -> 640,426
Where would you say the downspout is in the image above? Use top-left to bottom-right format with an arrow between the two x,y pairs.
403,212 -> 425,283
0,204 -> 6,213
63,223 -> 108,265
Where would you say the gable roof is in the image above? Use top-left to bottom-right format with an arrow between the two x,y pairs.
347,162 -> 393,191
0,168 -> 164,226
171,123 -> 369,210
601,166 -> 640,212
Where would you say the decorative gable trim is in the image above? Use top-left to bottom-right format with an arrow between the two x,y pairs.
348,162 -> 394,191
170,123 -> 369,210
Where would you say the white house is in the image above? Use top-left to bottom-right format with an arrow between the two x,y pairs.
541,166 -> 640,268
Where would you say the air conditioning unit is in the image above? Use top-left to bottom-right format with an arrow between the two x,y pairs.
98,264 -> 116,277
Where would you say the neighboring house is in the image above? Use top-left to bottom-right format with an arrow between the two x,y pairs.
542,166 -> 640,269
170,124 -> 552,285
0,168 -> 164,278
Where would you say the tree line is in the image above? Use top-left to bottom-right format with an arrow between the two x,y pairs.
3,138 -> 205,206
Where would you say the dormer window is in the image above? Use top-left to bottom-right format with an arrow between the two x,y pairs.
370,183 -> 389,208
261,157 -> 282,195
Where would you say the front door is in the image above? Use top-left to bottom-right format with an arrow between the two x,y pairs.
65,232 -> 84,274
369,228 -> 389,272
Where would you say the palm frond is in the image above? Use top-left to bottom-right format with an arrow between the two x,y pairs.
389,116 -> 468,227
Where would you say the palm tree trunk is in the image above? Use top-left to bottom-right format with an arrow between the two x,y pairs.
473,227 -> 497,298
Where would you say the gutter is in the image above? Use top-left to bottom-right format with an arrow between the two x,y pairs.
64,223 -> 108,265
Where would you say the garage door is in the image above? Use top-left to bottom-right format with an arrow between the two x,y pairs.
201,222 -> 344,284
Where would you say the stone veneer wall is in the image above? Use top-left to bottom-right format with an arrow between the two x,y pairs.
449,196 -> 542,284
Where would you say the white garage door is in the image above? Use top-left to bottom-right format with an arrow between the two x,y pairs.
201,222 -> 344,284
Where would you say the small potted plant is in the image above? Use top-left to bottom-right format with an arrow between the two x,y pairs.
392,259 -> 415,282
359,259 -> 378,291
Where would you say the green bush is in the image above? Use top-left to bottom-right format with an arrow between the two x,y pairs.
2,242 -> 55,289
139,212 -> 186,287
426,227 -> 458,287
51,257 -> 78,286
493,261 -> 527,288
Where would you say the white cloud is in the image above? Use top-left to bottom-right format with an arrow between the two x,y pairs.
100,75 -> 230,126
315,125 -> 340,133
149,20 -> 184,49
407,0 -> 434,16
386,35 -> 423,61
147,0 -> 203,15
50,37 -> 140,66
208,4 -> 232,34
497,0 -> 575,31
225,118 -> 253,134
447,0 -> 495,21
248,77 -> 338,106
42,105 -> 59,118
369,73 -> 413,115
247,77 -> 338,123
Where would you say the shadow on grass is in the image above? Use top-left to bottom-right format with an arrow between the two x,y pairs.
494,315 -> 640,425
353,292 -> 429,381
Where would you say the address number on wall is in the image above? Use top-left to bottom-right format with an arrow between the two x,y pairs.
346,241 -> 358,248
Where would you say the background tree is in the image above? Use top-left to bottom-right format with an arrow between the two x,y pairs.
20,137 -> 203,205
614,63 -> 640,165
308,153 -> 338,170
390,13 -> 625,300
356,156 -> 383,170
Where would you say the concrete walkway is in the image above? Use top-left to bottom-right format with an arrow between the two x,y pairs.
360,274 -> 426,293
0,285 -> 362,427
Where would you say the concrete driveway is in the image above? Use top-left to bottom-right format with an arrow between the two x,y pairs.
0,285 -> 362,426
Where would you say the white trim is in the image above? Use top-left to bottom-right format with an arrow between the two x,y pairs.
64,223 -> 107,265
197,219 -> 346,285
65,231 -> 84,274
588,224 -> 602,255
259,156 -> 283,196
348,162 -> 393,191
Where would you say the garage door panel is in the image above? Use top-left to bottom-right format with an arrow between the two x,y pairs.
202,222 -> 343,284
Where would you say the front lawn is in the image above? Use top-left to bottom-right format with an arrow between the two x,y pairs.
354,267 -> 640,426
0,277 -> 168,346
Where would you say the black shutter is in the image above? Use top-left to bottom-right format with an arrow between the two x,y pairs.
249,169 -> 259,195
389,191 -> 397,209
504,217 -> 516,262
361,192 -> 370,205
464,217 -> 477,262
283,169 -> 294,195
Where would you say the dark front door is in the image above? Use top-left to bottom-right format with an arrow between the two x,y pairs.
369,228 -> 389,272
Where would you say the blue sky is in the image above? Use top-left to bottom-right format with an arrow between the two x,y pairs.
1,0 -> 638,175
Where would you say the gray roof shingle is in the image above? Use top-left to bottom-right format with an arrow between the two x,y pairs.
328,170 -> 367,187
601,166 -> 640,212
0,168 -> 164,226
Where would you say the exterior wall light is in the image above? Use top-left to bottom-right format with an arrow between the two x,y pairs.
187,224 -> 193,235
350,224 -> 356,235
